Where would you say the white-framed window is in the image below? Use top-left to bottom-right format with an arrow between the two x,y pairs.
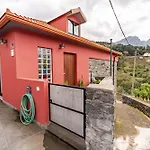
68,20 -> 79,36
38,47 -> 52,82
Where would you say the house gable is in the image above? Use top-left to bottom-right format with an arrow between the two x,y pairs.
48,7 -> 86,36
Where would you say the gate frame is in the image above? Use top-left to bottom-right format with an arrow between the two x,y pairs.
48,83 -> 86,139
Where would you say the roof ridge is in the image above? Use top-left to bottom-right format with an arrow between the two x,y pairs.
6,8 -> 46,24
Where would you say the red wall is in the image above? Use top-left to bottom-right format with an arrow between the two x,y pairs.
15,29 -> 117,86
49,14 -> 81,33
0,31 -> 49,125
0,29 -> 118,125
49,15 -> 67,32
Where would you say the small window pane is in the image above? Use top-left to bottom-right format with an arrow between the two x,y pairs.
74,24 -> 79,36
43,74 -> 47,79
38,70 -> 42,74
38,64 -> 42,69
38,48 -> 41,53
43,64 -> 47,69
68,20 -> 73,34
38,59 -> 42,63
38,75 -> 42,79
38,54 -> 42,58
48,74 -> 51,79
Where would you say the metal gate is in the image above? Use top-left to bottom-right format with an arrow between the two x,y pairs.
49,83 -> 86,138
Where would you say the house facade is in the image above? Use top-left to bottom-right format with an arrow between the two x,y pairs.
0,8 -> 121,125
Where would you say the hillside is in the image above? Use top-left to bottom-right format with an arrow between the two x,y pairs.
96,41 -> 149,56
116,36 -> 150,46
117,56 -> 150,94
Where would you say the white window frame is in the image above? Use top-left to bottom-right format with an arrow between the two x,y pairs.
38,47 -> 52,82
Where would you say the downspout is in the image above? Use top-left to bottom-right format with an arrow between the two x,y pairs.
110,39 -> 113,76
113,55 -> 117,85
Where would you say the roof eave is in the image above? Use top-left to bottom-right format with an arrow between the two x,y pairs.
0,12 -> 122,56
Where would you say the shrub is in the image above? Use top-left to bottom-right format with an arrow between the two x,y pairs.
134,88 -> 140,97
134,83 -> 150,100
78,76 -> 84,88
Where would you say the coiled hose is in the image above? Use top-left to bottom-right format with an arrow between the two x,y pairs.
20,94 -> 35,125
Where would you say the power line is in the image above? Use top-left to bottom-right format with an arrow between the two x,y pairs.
109,0 -> 130,45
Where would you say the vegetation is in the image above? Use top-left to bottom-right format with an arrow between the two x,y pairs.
117,56 -> 150,95
78,76 -> 84,88
93,79 -> 101,84
64,81 -> 68,85
134,83 -> 150,100
96,41 -> 150,56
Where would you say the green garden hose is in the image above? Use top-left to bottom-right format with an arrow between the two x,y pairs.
20,94 -> 35,125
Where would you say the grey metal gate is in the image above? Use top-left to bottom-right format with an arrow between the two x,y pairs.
49,83 -> 86,138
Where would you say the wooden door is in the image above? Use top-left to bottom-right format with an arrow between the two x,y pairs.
64,53 -> 76,86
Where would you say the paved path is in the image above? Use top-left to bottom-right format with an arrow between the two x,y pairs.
114,101 -> 150,150
0,100 -> 74,150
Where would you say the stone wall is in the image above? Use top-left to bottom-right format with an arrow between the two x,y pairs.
89,58 -> 110,79
123,95 -> 150,118
85,82 -> 115,150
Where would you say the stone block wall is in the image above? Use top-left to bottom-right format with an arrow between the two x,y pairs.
89,58 -> 110,79
85,86 -> 115,150
123,95 -> 150,118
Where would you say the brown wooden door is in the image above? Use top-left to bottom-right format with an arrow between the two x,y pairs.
64,53 -> 76,86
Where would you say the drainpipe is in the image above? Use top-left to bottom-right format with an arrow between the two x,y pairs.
110,39 -> 113,76
113,55 -> 117,85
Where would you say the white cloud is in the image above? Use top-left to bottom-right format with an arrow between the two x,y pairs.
0,0 -> 150,42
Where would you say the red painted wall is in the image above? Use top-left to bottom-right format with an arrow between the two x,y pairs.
15,29 -> 118,86
49,14 -> 81,33
0,29 -> 118,125
0,31 -> 49,125
49,15 -> 67,32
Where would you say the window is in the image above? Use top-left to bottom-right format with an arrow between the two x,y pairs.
38,47 -> 52,82
68,20 -> 79,36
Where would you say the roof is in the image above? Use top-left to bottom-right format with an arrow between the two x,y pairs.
0,8 -> 122,56
48,7 -> 86,24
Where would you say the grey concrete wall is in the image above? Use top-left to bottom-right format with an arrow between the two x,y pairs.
85,82 -> 115,150
89,58 -> 110,79
123,95 -> 150,118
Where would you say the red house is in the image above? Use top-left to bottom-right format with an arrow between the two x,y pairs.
0,8 -> 121,125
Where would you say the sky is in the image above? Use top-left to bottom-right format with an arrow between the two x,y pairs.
0,0 -> 150,42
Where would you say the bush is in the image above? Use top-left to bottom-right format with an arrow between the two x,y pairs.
134,83 -> 150,100
134,88 -> 140,97
93,79 -> 101,84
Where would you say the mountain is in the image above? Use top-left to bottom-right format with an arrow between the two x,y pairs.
116,36 -> 150,46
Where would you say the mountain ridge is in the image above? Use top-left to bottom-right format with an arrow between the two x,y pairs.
116,36 -> 150,46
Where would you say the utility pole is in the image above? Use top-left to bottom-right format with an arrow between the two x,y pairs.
110,39 -> 113,76
131,48 -> 138,95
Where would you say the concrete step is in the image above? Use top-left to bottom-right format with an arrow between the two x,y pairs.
47,122 -> 86,150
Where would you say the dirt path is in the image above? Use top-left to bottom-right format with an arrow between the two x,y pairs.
114,101 -> 150,150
